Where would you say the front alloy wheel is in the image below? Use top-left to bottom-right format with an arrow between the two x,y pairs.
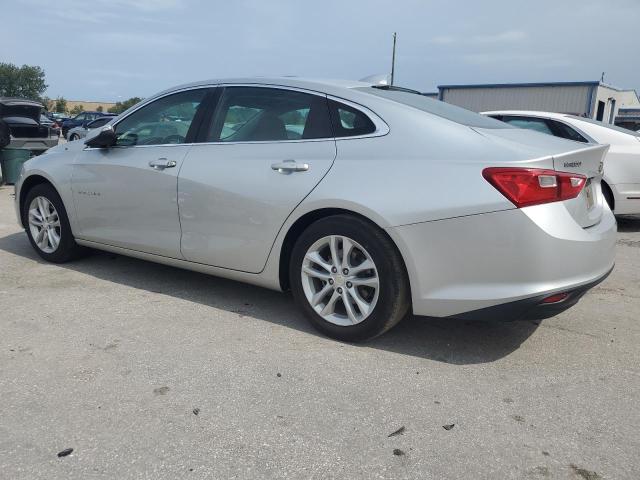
23,183 -> 83,263
28,196 -> 61,253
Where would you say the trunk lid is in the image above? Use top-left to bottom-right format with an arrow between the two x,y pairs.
551,144 -> 609,228
475,127 -> 609,228
0,99 -> 43,122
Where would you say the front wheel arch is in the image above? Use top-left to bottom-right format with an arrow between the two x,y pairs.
19,175 -> 56,227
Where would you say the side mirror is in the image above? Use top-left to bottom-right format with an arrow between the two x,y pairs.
85,126 -> 117,148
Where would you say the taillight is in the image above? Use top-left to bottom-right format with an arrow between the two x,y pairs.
483,167 -> 586,208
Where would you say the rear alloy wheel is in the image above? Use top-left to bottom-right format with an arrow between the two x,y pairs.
23,183 -> 83,263
290,215 -> 410,341
301,235 -> 380,326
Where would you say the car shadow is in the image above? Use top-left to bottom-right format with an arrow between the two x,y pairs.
0,231 -> 540,365
616,215 -> 640,233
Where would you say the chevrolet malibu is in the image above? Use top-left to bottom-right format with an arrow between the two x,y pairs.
14,78 -> 616,341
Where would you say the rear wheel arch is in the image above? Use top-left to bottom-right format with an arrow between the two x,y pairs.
601,179 -> 614,211
278,208 -> 410,294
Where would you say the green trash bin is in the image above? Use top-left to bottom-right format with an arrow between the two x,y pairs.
0,148 -> 31,185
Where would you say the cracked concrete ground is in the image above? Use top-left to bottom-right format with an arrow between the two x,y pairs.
0,185 -> 639,479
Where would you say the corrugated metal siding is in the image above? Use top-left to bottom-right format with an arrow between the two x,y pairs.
441,85 -> 592,114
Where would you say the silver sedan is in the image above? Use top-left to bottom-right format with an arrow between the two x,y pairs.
66,116 -> 116,141
14,78 -> 616,341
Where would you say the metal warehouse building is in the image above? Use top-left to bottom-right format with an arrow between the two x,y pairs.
437,81 -> 640,125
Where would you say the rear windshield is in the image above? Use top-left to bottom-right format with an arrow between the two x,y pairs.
356,87 -> 512,129
566,115 -> 640,137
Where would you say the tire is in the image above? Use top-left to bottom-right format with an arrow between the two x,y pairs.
69,133 -> 79,141
289,214 -> 410,342
602,181 -> 614,212
22,183 -> 83,263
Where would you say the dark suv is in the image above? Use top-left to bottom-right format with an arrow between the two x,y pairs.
61,111 -> 114,138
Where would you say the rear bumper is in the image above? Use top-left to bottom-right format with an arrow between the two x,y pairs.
446,266 -> 613,321
388,202 -> 617,318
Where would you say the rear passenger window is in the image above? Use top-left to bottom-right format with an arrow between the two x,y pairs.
328,100 -> 376,137
207,87 -> 332,142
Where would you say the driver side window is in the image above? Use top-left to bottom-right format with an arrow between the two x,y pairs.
114,89 -> 206,146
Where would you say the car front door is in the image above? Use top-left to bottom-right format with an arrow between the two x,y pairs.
178,86 -> 337,273
71,88 -> 210,257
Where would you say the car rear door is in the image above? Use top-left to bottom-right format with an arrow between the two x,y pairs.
178,85 -> 337,273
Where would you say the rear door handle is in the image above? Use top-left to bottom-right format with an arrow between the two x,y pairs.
271,159 -> 309,174
149,158 -> 177,170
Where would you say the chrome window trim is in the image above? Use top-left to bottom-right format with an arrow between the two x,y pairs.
91,82 -> 389,148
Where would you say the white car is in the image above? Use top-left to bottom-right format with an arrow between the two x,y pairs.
484,111 -> 640,215
14,79 -> 615,341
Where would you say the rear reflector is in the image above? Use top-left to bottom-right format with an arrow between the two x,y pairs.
483,168 -> 586,208
541,292 -> 570,304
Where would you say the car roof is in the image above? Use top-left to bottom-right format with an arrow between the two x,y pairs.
152,77 -> 376,100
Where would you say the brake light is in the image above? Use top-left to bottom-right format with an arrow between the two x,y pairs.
483,168 -> 586,208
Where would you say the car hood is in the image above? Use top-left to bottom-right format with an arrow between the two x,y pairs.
41,139 -> 85,157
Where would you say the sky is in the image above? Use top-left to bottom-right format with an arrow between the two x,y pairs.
1,0 -> 638,101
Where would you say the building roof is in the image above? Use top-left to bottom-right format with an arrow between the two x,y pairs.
438,81 -> 602,90
437,80 -> 637,94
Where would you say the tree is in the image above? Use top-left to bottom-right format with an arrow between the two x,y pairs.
40,96 -> 52,111
0,62 -> 48,101
108,97 -> 143,114
54,97 -> 67,113
70,104 -> 84,116
96,105 -> 103,113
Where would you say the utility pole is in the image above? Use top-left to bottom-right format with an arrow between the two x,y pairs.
390,32 -> 397,86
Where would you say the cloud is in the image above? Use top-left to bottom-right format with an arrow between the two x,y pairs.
473,30 -> 527,43
89,31 -> 187,51
462,52 -> 571,68
21,0 -> 181,25
431,30 -> 527,45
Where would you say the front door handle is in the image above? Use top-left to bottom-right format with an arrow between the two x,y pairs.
271,159 -> 309,174
149,158 -> 177,170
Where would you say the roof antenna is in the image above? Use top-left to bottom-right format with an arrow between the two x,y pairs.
390,32 -> 397,86
600,71 -> 605,83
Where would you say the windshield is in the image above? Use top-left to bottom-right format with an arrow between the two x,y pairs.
357,86 -> 512,129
